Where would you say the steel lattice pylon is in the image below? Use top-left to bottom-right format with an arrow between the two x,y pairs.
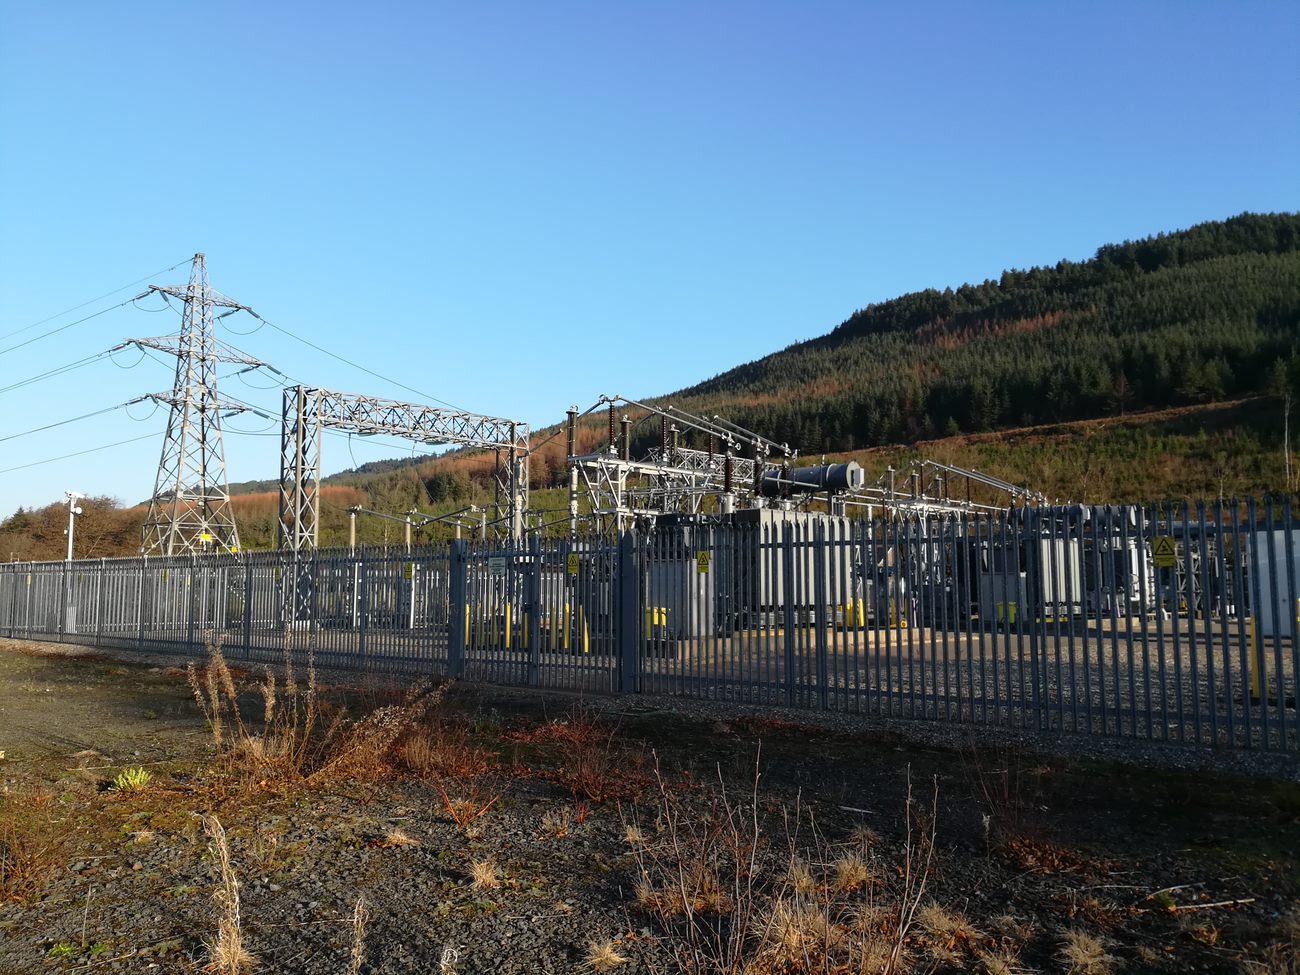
139,253 -> 248,555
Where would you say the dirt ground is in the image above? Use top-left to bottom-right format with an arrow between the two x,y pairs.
0,638 -> 1297,975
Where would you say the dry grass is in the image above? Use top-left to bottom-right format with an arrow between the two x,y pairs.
623,823 -> 646,846
204,815 -> 255,974
0,817 -> 63,903
1057,929 -> 1115,975
189,636 -> 449,789
630,752 -> 939,975
832,852 -> 876,894
397,721 -> 496,779
540,806 -> 573,839
1254,907 -> 1300,975
469,859 -> 500,891
380,828 -> 420,849
434,777 -> 503,832
582,938 -> 630,972
508,711 -> 649,804
346,895 -> 369,975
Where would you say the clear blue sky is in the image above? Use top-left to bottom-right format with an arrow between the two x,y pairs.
1,1 -> 1296,515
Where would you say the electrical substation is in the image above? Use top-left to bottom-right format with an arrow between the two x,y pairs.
0,253 -> 1295,752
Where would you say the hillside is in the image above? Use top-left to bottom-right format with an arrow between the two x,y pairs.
336,213 -> 1300,502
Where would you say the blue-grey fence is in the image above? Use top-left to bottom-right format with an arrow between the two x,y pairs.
1,501 -> 1296,752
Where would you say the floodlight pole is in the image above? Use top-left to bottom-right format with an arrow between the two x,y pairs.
64,492 -> 84,562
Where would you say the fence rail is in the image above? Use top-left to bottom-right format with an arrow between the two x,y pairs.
1,501 -> 1296,752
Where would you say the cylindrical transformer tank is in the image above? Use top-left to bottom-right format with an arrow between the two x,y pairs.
760,462 -> 864,497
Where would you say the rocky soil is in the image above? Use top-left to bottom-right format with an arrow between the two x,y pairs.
0,639 -> 1297,975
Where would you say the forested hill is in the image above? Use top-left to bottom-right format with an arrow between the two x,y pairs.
662,212 -> 1300,452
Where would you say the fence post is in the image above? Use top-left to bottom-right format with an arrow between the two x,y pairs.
59,561 -> 67,641
136,560 -> 146,651
448,539 -> 467,679
1024,509 -> 1045,732
357,551 -> 369,668
618,532 -> 639,694
813,519 -> 829,709
783,524 -> 796,707
187,556 -> 198,655
527,535 -> 542,687
94,559 -> 106,648
243,558 -> 254,661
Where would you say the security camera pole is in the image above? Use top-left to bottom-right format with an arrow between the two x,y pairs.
64,492 -> 84,562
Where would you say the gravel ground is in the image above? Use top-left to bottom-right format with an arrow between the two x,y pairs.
1,638 -> 1298,975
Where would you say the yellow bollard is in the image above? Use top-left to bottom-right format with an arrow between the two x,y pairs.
1248,616 -> 1271,704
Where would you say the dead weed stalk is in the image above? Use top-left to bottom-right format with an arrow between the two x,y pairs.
204,814 -> 254,974
188,634 -> 449,787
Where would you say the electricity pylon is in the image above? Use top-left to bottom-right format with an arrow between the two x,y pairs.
137,253 -> 261,556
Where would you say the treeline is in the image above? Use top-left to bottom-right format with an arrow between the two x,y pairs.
670,213 -> 1300,452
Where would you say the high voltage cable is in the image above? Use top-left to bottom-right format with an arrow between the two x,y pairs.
247,312 -> 468,412
0,400 -> 145,445
0,348 -> 118,397
0,433 -> 158,477
0,258 -> 190,344
0,296 -> 140,358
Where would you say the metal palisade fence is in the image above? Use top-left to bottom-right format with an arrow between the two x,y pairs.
0,500 -> 1296,752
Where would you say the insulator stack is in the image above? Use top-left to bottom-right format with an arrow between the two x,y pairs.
723,447 -> 733,493
620,416 -> 631,462
566,406 -> 578,458
608,405 -> 617,454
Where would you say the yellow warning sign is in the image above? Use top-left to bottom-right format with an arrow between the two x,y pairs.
1152,535 -> 1177,569
696,551 -> 710,574
403,562 -> 415,580
566,554 -> 580,576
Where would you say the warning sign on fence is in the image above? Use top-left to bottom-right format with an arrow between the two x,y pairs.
566,554 -> 579,576
1152,536 -> 1177,568
696,551 -> 710,574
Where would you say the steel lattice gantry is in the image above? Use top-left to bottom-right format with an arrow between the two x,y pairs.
278,386 -> 530,551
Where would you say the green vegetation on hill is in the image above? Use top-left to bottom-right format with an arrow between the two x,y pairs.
666,212 -> 1300,452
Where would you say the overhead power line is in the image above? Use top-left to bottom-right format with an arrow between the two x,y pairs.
0,433 -> 158,477
0,258 -> 190,345
247,311 -> 468,412
0,399 -> 146,446
0,296 -> 141,358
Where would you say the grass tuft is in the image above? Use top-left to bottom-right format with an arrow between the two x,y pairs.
469,859 -> 500,891
1057,929 -> 1115,975
582,938 -> 630,972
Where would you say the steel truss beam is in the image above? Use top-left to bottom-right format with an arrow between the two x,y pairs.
278,386 -> 529,551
